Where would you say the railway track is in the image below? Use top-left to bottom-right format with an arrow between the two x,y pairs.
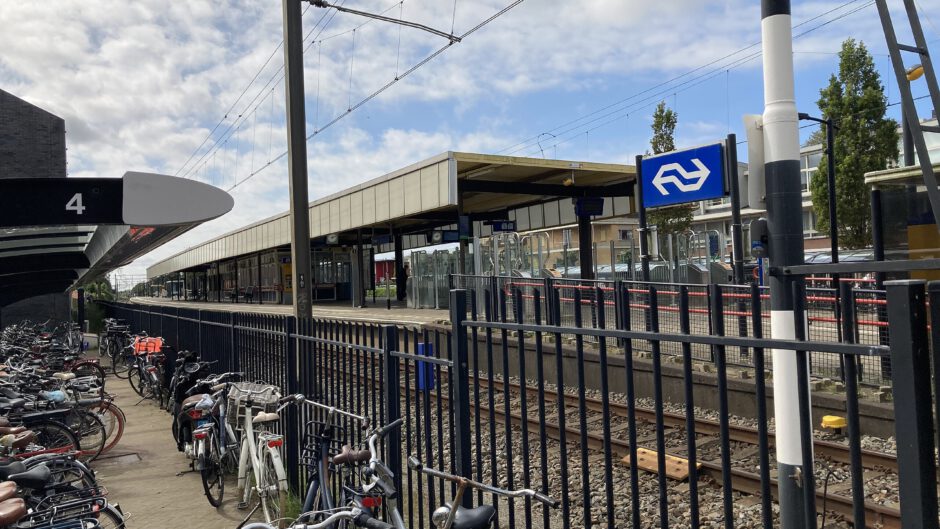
469,377 -> 902,529
322,350 -> 902,528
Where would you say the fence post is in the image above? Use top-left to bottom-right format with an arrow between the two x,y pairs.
197,310 -> 203,354
284,316 -> 300,492
381,324 -> 402,499
230,312 -> 238,374
930,282 -> 940,469
449,289 -> 472,508
886,280 -> 938,529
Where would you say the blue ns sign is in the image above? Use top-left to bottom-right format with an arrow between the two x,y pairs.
640,142 -> 726,209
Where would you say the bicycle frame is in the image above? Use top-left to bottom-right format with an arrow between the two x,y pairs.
236,388 -> 287,523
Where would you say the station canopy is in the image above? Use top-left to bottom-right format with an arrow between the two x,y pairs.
0,172 -> 234,306
147,151 -> 636,278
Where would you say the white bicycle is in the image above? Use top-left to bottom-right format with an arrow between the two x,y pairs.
226,382 -> 290,528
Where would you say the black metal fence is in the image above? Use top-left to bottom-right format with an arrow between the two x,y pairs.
101,276 -> 938,529
453,274 -> 892,386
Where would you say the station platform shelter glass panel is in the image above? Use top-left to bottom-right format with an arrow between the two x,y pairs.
219,260 -> 237,301
259,251 -> 283,304
207,263 -> 220,302
237,255 -> 260,302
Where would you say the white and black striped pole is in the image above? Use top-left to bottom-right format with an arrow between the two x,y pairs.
761,1 -> 811,528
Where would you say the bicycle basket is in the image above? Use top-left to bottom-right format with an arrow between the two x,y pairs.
300,419 -> 348,469
226,381 -> 281,432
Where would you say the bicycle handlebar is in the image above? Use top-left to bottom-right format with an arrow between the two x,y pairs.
292,394 -> 369,426
407,456 -> 559,508
245,507 -> 393,529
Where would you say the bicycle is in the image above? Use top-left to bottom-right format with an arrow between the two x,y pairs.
227,383 -> 288,528
239,411 -> 404,529
408,456 -> 559,529
282,395 -> 371,527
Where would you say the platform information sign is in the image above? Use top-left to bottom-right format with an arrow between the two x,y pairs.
640,142 -> 726,208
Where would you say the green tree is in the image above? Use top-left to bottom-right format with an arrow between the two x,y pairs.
647,101 -> 695,234
83,278 -> 115,302
812,39 -> 898,249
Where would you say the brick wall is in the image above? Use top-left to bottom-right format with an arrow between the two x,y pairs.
0,89 -> 66,179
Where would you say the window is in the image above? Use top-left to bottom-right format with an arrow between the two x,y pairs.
800,150 -> 822,192
802,210 -> 817,235
618,229 -> 632,241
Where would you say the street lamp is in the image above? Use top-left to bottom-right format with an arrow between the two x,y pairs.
798,113 -> 839,266
799,112 -> 844,352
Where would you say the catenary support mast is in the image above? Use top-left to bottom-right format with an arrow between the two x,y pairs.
761,1 -> 811,527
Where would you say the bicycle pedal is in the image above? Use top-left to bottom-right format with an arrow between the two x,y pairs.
236,502 -> 249,510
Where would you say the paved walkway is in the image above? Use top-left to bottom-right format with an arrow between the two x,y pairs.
95,372 -> 254,528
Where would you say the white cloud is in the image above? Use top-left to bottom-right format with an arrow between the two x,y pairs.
3,0 -> 938,282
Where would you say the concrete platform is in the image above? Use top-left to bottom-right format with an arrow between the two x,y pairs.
131,296 -> 448,327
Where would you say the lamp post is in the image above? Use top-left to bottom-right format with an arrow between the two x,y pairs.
799,112 -> 844,367
797,113 -> 838,266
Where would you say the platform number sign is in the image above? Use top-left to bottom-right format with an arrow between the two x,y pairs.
640,142 -> 727,208
0,179 -> 124,227
66,193 -> 86,215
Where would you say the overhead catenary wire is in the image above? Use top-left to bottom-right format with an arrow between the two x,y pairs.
175,3 -> 313,177
177,1 -> 349,180
496,0 -> 875,158
227,0 -> 525,192
178,0 -> 413,182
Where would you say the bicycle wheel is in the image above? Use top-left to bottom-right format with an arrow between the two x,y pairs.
127,364 -> 144,396
95,503 -> 126,528
36,457 -> 97,490
26,419 -> 81,456
67,409 -> 106,462
112,348 -> 133,379
261,449 -> 287,528
95,401 -> 126,455
200,435 -> 225,507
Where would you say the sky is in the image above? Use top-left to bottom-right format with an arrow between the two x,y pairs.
1,0 -> 939,283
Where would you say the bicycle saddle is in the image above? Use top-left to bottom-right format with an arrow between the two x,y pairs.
0,481 -> 16,502
252,411 -> 279,424
0,462 -> 27,480
445,503 -> 497,529
182,394 -> 208,408
8,463 -> 51,490
0,427 -> 26,436
0,498 -> 26,525
332,445 -> 370,466
52,372 -> 75,381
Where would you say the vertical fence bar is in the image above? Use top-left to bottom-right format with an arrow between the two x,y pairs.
647,287 -> 669,529
532,289 -> 550,529
572,289 -> 591,529
929,281 -> 940,469
546,286 -> 569,528
512,288 -> 532,525
678,286 -> 700,528
838,282 -> 865,529
751,284 -> 773,529
450,290 -> 472,508
498,289 -> 516,528
284,316 -> 300,492
886,280 -> 939,529
708,284 -> 734,529
382,324 -> 402,500
791,280 -> 817,529
595,286 -> 615,529
619,284 -> 641,529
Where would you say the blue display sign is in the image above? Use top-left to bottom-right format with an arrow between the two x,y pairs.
489,220 -> 516,232
641,142 -> 726,208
